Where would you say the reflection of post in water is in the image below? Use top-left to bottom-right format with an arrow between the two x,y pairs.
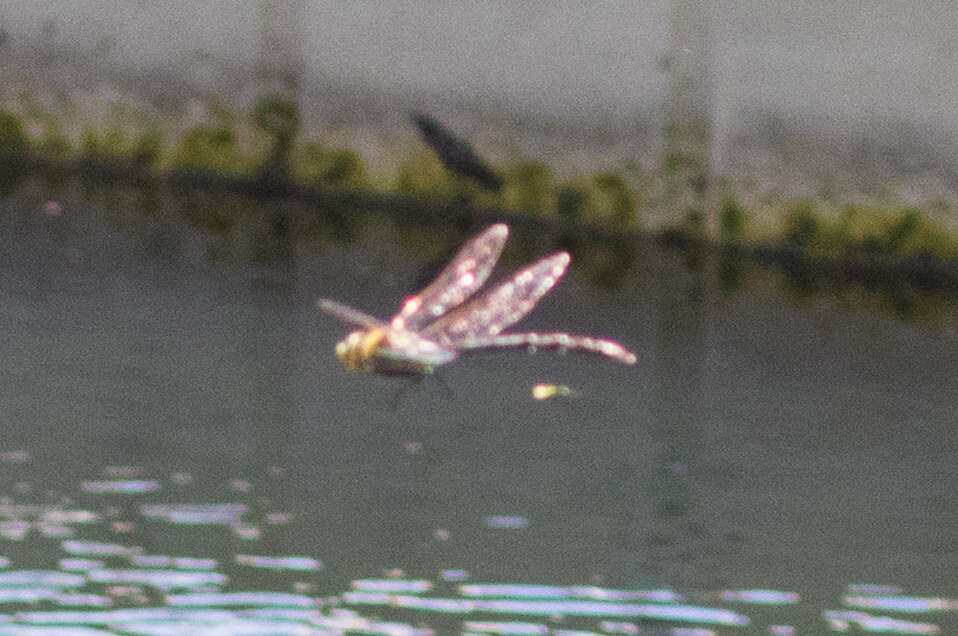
645,248 -> 712,589
255,0 -> 304,183
652,12 -> 726,588
663,0 -> 713,237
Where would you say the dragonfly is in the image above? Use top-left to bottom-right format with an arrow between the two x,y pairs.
318,223 -> 636,376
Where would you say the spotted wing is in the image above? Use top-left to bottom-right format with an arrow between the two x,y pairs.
317,298 -> 385,329
422,252 -> 570,346
447,331 -> 637,365
390,223 -> 509,332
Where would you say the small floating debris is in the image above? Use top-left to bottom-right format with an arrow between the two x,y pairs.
441,570 -> 469,582
81,480 -> 159,494
0,450 -> 31,464
352,579 -> 432,594
103,466 -> 144,478
42,201 -> 63,216
531,384 -> 576,401
824,609 -> 940,634
235,555 -> 321,572
229,479 -> 253,493
109,521 -> 134,534
232,524 -> 263,540
483,516 -> 529,530
170,472 -> 193,485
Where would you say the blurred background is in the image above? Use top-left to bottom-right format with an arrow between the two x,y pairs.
3,1 -> 958,231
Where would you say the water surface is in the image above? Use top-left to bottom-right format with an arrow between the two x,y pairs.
0,181 -> 956,634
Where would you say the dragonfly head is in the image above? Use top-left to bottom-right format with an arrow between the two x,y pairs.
335,328 -> 387,371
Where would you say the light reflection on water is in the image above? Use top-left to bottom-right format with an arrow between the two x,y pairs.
0,461 -> 953,633
1,183 -> 957,634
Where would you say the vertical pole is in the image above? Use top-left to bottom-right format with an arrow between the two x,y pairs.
256,0 -> 304,99
664,0 -> 713,237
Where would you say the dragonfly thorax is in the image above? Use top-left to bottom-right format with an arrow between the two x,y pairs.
335,327 -> 456,375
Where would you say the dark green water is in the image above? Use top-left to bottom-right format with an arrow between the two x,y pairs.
0,180 -> 956,634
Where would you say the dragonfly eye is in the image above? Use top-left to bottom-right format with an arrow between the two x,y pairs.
335,337 -> 352,367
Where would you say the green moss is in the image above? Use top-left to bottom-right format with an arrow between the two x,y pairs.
394,149 -> 460,200
323,148 -> 368,190
101,127 -> 127,156
252,95 -> 300,138
293,140 -> 369,191
777,202 -> 958,260
80,127 -> 103,157
719,197 -> 748,243
293,141 -> 327,183
662,150 -> 704,174
0,110 -> 29,153
592,172 -> 638,230
783,199 -> 820,249
173,125 -> 242,173
503,160 -> 553,215
36,124 -> 71,158
834,205 -> 958,258
885,209 -> 920,251
556,182 -> 589,222
80,126 -> 129,159
130,129 -> 163,169
207,97 -> 237,129
253,94 -> 300,179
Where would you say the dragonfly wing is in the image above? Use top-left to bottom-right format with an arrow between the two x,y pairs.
317,298 -> 385,329
391,223 -> 509,332
451,331 -> 637,365
422,252 -> 571,346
